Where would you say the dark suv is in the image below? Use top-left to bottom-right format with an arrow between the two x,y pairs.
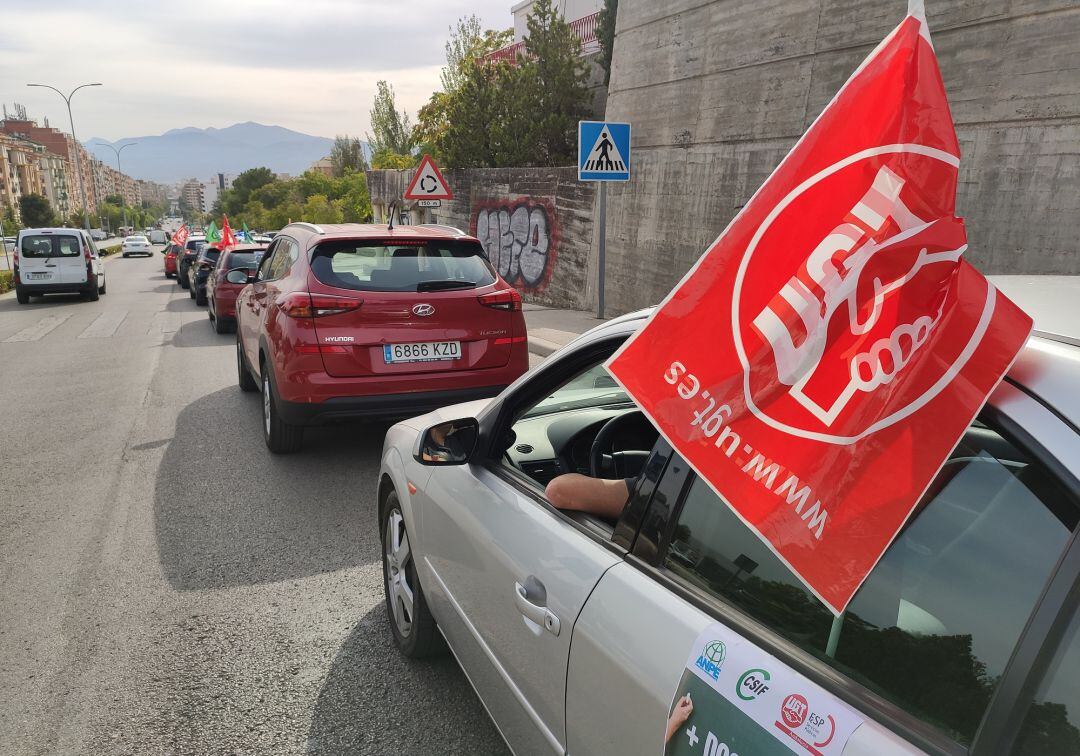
177,236 -> 205,289
188,245 -> 222,305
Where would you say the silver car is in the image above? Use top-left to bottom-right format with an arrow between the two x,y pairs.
377,276 -> 1080,755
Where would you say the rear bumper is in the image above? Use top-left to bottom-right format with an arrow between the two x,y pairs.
277,384 -> 508,425
16,279 -> 94,294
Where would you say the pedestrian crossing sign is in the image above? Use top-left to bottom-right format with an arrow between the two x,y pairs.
578,121 -> 631,182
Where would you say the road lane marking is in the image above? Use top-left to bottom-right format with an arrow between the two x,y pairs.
3,313 -> 73,343
79,310 -> 128,339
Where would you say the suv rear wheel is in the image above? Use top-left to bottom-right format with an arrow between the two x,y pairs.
261,361 -> 302,453
15,286 -> 29,305
381,492 -> 443,658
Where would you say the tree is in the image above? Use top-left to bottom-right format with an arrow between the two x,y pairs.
332,171 -> 373,222
221,167 -> 276,215
370,150 -> 416,169
19,194 -> 55,227
301,194 -> 342,224
597,0 -> 618,85
2,205 -> 21,233
516,0 -> 591,166
330,135 -> 368,177
367,80 -> 414,157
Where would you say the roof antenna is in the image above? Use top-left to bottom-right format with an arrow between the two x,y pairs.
388,200 -> 397,231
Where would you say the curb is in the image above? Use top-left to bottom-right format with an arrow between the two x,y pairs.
528,336 -> 564,358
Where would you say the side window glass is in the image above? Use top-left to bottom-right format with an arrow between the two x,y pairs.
1013,607 -> 1080,753
663,422 -> 1077,745
501,356 -> 657,490
257,242 -> 280,281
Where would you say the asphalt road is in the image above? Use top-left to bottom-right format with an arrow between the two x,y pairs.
0,249 -> 509,755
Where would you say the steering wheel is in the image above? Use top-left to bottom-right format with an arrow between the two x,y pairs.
589,411 -> 650,479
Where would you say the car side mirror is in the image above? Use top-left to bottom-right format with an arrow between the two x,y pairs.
415,418 -> 478,465
225,269 -> 249,285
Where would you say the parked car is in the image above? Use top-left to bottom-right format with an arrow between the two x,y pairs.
375,277 -> 1080,755
235,222 -> 529,453
89,229 -> 108,241
148,229 -> 169,245
121,235 -> 152,257
176,235 -> 206,289
206,243 -> 267,333
13,227 -> 106,304
187,245 -> 223,305
162,242 -> 182,278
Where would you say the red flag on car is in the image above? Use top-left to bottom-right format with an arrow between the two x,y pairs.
219,216 -> 238,251
606,8 -> 1032,614
173,224 -> 189,248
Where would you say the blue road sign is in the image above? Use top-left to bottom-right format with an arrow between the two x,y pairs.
578,121 -> 631,182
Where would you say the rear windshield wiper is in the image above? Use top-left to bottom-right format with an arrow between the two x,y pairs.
416,280 -> 476,292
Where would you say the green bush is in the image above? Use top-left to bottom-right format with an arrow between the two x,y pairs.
0,270 -> 13,294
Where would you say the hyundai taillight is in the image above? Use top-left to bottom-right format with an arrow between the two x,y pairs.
478,288 -> 522,311
278,293 -> 363,318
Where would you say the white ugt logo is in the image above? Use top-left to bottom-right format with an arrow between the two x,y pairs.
752,166 -> 966,427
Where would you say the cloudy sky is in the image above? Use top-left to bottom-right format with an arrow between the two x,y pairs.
1,0 -> 510,142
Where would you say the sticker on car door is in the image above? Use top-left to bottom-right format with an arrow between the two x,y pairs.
663,623 -> 863,755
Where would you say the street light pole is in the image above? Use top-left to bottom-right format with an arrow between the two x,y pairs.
99,142 -> 137,233
26,82 -> 102,232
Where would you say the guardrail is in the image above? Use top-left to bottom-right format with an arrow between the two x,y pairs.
485,10 -> 601,64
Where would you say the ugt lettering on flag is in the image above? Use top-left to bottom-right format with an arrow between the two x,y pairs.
606,4 -> 1032,614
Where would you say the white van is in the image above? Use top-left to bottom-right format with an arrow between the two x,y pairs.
148,229 -> 168,245
14,228 -> 106,304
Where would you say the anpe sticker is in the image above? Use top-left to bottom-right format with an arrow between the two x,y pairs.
663,623 -> 864,756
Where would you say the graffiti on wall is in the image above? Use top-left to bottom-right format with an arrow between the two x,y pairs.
472,199 -> 557,293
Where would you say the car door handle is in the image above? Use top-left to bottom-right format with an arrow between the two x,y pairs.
515,579 -> 560,637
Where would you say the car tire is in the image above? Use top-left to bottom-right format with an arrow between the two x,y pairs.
195,287 -> 207,306
84,280 -> 100,301
237,338 -> 257,392
381,493 -> 444,658
179,273 -> 189,289
15,286 -> 29,305
122,252 -> 129,258
188,281 -> 196,299
213,312 -> 231,335
98,278 -> 106,295
261,362 -> 302,453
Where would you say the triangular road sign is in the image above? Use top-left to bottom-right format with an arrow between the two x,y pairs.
581,128 -> 627,174
404,155 -> 454,200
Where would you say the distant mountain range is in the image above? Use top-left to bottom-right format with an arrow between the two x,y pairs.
85,122 -> 343,183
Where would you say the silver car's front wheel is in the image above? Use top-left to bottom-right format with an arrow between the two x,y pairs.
385,510 -> 415,637
380,493 -> 443,658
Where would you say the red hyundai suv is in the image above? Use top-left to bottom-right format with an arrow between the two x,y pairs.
235,222 -> 529,452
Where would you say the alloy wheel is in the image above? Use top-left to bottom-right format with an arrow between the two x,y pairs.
384,510 -> 415,637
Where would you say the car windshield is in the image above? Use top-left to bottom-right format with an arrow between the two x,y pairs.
20,234 -> 81,258
225,251 -> 264,269
309,239 -> 496,292
521,364 -> 632,418
126,236 -> 148,243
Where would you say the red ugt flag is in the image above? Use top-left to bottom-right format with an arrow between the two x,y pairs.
173,224 -> 189,248
606,10 -> 1032,614
219,216 -> 238,251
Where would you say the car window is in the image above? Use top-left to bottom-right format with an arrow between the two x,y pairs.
521,362 -> 628,420
256,241 -> 280,281
310,240 -> 495,292
661,422 -> 1077,745
268,238 -> 298,279
224,251 -> 264,270
1013,606 -> 1080,753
